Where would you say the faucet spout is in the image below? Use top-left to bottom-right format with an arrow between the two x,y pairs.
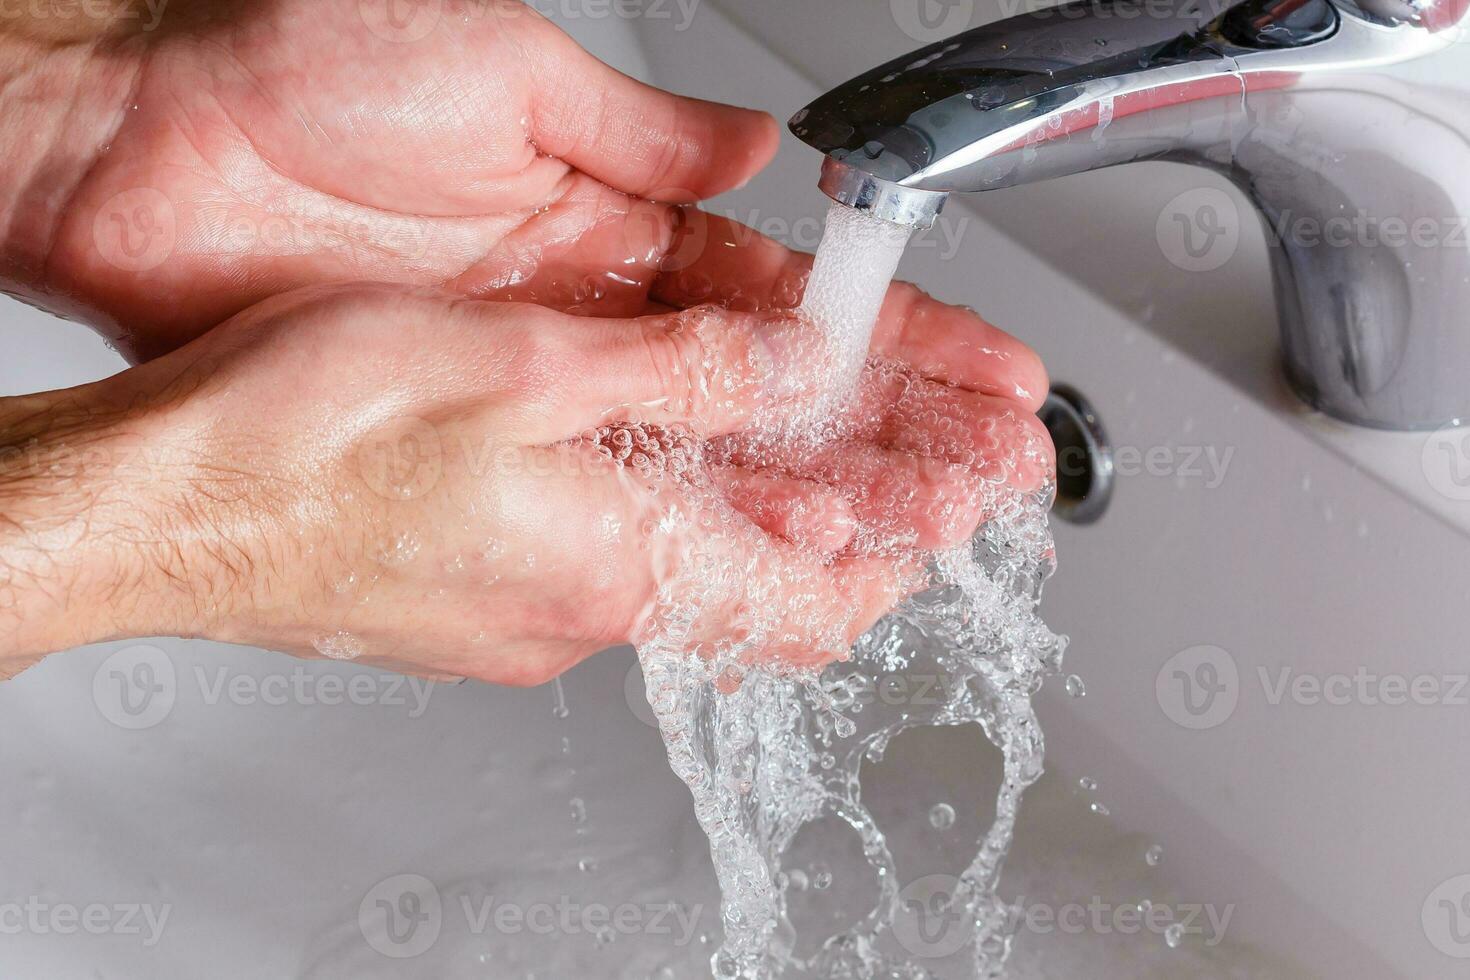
790,0 -> 1470,430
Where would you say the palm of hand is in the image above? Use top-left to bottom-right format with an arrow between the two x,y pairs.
51,0 -> 777,358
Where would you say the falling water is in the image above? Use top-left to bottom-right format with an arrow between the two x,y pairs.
631,201 -> 1066,979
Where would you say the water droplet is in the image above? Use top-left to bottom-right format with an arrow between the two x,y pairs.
1090,802 -> 1110,817
1065,674 -> 1086,698
1145,844 -> 1164,867
551,677 -> 569,719
1164,923 -> 1185,949
1078,776 -> 1098,792
313,630 -> 365,662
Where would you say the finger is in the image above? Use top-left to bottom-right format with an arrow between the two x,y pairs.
762,554 -> 922,670
806,445 -> 991,552
650,214 -> 1049,409
876,378 -> 1057,493
526,19 -> 780,202
713,437 -> 988,552
711,465 -> 858,554
548,306 -> 818,437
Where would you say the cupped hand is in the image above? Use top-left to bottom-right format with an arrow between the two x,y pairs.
6,283 -> 1051,683
6,0 -> 786,356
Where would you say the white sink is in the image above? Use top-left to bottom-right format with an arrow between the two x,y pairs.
1,5 -> 1465,979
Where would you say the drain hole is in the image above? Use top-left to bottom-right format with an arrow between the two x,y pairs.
1038,384 -> 1113,525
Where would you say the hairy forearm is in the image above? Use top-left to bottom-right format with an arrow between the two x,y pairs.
0,379 -> 206,664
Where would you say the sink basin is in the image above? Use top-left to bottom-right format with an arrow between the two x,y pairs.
0,5 -> 1465,979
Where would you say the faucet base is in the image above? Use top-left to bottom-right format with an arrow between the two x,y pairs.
1282,360 -> 1467,433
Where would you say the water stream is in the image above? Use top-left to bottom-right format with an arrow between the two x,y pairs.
632,202 -> 1067,979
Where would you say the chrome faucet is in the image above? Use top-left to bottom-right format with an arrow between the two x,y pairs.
789,0 -> 1470,430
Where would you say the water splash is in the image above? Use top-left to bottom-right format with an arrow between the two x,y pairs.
632,202 -> 1065,978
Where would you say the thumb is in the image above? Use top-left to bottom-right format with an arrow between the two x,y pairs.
523,15 -> 780,202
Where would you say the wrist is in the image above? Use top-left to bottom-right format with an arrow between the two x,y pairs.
0,379 -> 211,662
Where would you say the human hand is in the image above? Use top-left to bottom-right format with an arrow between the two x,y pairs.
1,0 -> 787,358
0,284 -> 1052,683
